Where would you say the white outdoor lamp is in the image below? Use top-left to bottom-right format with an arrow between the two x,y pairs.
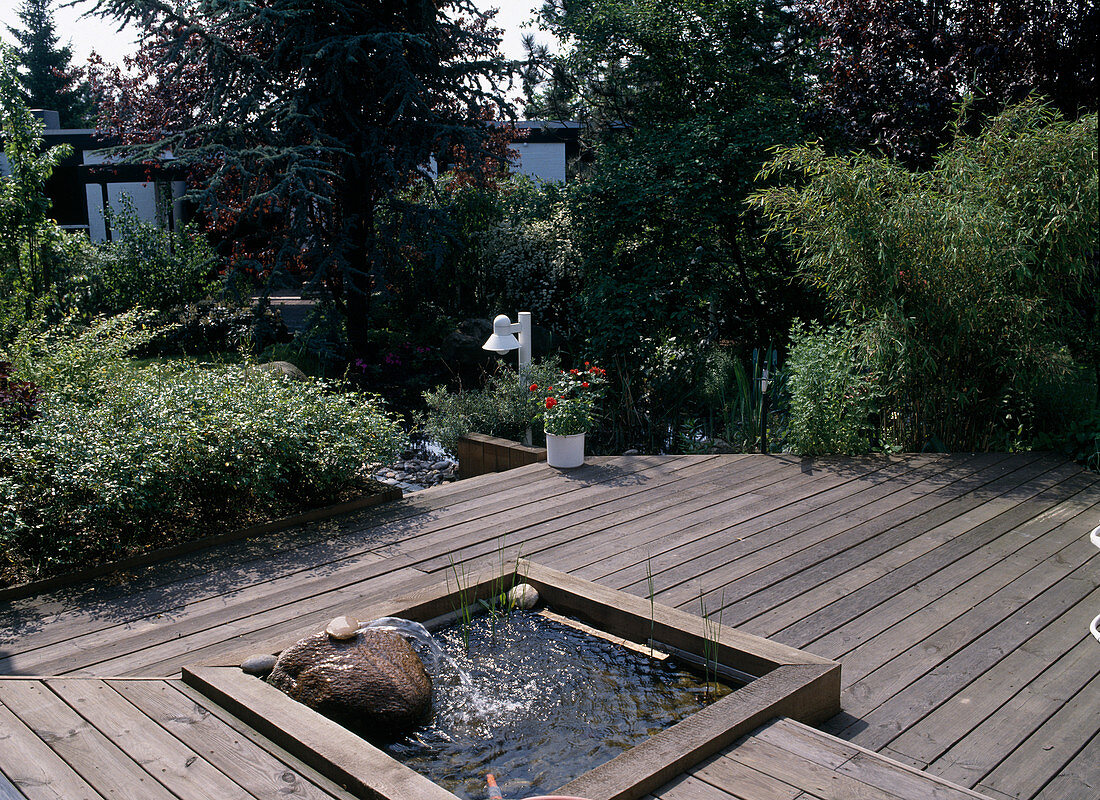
482,312 -> 532,371
483,312 -> 534,445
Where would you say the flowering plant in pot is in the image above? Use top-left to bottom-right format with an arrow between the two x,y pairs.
530,364 -> 607,468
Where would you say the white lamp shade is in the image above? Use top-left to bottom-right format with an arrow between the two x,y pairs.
483,314 -> 521,355
483,333 -> 520,354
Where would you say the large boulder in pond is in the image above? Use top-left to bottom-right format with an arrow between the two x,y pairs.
268,628 -> 431,735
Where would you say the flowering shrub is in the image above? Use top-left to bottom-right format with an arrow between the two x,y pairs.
473,206 -> 578,322
530,364 -> 607,436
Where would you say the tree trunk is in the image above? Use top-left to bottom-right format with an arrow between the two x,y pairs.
341,174 -> 375,360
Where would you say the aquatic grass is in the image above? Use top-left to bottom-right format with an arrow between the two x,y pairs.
699,588 -> 726,702
447,555 -> 475,652
646,553 -> 656,657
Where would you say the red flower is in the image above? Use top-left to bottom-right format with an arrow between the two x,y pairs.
529,383 -> 538,392
545,397 -> 557,409
569,368 -> 579,375
582,381 -> 589,388
547,385 -> 554,392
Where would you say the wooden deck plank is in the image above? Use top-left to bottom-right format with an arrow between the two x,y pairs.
418,454 -> 806,575
833,532 -> 1099,743
0,457 -> 612,664
631,456 -> 1000,611
591,458 -> 937,605
781,462 -> 1091,655
0,771 -> 23,800
1029,729 -> 1100,800
883,583 -> 1100,768
531,453 -> 860,575
722,734 -> 911,800
830,492 -> 1099,688
111,679 -> 356,800
0,453 -> 1094,800
690,751 -> 807,800
976,665 -> 1100,799
0,698 -> 105,800
724,454 -> 1043,633
927,640 -> 1100,792
0,681 -> 176,800
47,679 -> 261,800
94,565 -> 431,677
388,455 -> 733,569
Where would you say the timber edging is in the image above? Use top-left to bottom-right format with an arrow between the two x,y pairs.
0,486 -> 402,603
457,432 -> 547,479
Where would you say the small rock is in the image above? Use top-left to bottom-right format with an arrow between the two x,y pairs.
241,653 -> 278,676
326,615 -> 360,640
431,460 -> 451,471
255,361 -> 308,381
623,449 -> 640,456
507,583 -> 540,610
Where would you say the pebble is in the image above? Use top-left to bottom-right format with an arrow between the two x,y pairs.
623,449 -> 640,456
241,653 -> 278,676
326,615 -> 360,640
507,583 -> 540,610
372,454 -> 458,494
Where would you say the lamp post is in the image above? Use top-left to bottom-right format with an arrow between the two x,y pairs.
482,312 -> 534,445
482,312 -> 532,371
759,366 -> 770,455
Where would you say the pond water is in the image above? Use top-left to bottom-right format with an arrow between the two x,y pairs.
377,611 -> 732,800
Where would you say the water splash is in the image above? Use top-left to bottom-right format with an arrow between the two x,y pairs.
359,616 -> 527,730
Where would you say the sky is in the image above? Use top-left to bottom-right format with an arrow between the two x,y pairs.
0,1 -> 550,69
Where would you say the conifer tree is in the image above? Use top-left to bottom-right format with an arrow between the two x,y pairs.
89,0 -> 512,357
7,0 -> 94,128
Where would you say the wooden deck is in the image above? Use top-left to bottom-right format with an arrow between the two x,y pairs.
1,453 -> 1097,799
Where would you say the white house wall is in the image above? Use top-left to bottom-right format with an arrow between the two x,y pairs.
509,142 -> 566,183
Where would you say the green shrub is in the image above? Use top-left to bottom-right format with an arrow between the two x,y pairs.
5,310 -> 160,403
63,202 -> 220,316
785,321 -> 880,456
421,361 -> 562,453
143,298 -> 290,358
752,101 -> 1098,452
0,316 -> 404,582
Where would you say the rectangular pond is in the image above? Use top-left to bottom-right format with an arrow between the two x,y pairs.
382,610 -> 735,798
184,560 -> 840,800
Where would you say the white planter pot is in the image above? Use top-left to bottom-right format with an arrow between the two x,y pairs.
545,432 -> 586,469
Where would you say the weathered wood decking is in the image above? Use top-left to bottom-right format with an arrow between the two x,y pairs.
1,453 -> 1097,799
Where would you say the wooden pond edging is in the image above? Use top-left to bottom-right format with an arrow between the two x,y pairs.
182,560 -> 841,800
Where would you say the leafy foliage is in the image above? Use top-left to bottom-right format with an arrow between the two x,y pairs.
526,0 -> 821,451
802,0 -> 1099,165
68,202 -> 220,316
0,315 -> 404,583
421,361 -> 563,452
0,361 -> 39,429
0,44 -> 71,332
530,364 -> 608,436
784,321 -> 880,456
752,101 -> 1099,451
